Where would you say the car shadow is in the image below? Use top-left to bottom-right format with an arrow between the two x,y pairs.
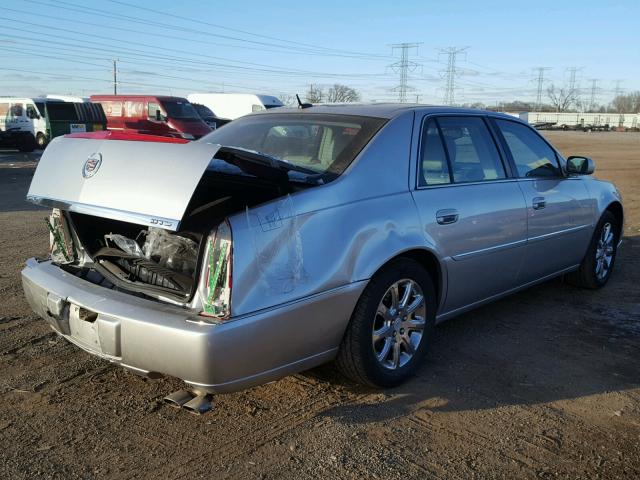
313,234 -> 640,424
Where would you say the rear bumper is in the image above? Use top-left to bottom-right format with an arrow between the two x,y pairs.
21,258 -> 365,393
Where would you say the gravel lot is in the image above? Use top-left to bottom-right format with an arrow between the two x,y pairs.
1,132 -> 639,479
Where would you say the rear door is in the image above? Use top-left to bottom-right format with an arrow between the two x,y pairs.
491,118 -> 593,282
411,114 -> 528,314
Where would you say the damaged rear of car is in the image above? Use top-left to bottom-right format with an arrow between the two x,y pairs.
21,112 -> 391,396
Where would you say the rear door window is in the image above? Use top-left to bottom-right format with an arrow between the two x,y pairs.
495,119 -> 561,178
419,119 -> 451,186
437,116 -> 506,183
125,101 -> 144,118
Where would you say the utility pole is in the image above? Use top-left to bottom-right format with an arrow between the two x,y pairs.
439,47 -> 468,106
389,43 -> 421,103
533,67 -> 551,111
112,59 -> 118,94
588,78 -> 599,112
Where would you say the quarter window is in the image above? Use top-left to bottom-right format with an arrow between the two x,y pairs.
419,119 -> 451,186
495,119 -> 561,178
437,117 -> 506,183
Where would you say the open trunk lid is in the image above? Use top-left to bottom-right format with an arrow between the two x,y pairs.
27,137 -> 220,231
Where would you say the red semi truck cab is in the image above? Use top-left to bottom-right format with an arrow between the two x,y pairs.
90,95 -> 212,140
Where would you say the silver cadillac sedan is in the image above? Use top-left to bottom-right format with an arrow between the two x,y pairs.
22,105 -> 623,408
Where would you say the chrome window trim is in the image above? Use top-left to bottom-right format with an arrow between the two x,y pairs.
415,177 -> 519,191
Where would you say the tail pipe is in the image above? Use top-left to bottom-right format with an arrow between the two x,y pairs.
164,389 -> 214,414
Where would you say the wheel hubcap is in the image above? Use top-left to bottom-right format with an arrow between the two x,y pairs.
372,279 -> 426,370
595,222 -> 614,281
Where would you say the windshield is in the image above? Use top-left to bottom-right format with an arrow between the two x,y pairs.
200,113 -> 386,177
193,103 -> 215,119
162,100 -> 199,120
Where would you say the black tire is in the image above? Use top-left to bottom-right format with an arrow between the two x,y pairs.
36,132 -> 48,149
566,211 -> 619,289
18,134 -> 36,153
335,258 -> 436,388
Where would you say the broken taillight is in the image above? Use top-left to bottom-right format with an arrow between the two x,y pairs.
198,220 -> 232,320
46,208 -> 76,264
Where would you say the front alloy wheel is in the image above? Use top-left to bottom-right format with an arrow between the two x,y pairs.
595,222 -> 615,281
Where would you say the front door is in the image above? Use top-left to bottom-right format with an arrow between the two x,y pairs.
411,115 -> 528,315
492,118 -> 593,283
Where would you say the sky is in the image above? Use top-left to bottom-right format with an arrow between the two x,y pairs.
1,0 -> 638,106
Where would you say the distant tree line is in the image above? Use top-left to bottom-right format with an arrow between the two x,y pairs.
277,84 -> 639,113
464,90 -> 640,114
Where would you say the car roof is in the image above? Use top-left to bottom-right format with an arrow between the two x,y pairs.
251,103 -> 520,121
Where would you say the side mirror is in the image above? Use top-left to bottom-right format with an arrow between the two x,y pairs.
155,110 -> 162,121
566,156 -> 595,175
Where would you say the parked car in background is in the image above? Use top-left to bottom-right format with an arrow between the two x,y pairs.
90,95 -> 212,140
191,102 -> 230,129
187,93 -> 283,121
22,105 -> 623,412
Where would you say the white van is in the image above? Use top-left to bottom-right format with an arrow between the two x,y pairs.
187,93 -> 284,121
0,97 -> 50,148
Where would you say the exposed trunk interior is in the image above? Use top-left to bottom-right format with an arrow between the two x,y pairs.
65,168 -> 302,303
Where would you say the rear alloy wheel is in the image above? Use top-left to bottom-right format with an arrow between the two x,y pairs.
336,258 -> 435,388
567,211 -> 619,289
372,279 -> 426,370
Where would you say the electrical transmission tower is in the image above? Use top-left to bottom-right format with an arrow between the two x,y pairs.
389,43 -> 421,103
439,47 -> 468,105
566,67 -> 582,111
533,67 -> 551,110
588,79 -> 599,111
613,79 -> 623,99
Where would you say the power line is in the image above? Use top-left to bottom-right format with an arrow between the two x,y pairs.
21,0 -> 391,60
389,43 -> 421,103
440,47 -> 468,106
532,67 -> 551,110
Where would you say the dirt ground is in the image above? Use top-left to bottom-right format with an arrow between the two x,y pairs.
0,132 -> 639,479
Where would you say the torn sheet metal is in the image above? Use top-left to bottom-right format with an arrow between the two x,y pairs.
246,195 -> 306,294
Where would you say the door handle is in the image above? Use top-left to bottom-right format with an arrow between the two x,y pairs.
532,197 -> 546,210
436,209 -> 459,225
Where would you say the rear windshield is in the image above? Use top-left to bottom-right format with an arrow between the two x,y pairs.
162,100 -> 199,120
199,113 -> 386,176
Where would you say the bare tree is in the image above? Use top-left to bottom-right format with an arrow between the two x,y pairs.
611,91 -> 640,113
277,94 -> 296,106
325,84 -> 361,103
547,84 -> 577,112
305,84 -> 324,103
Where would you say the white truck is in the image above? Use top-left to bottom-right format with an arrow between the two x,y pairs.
187,93 -> 284,121
0,97 -> 51,150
